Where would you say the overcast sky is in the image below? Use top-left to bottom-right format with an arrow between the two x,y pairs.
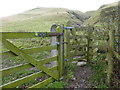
0,0 -> 118,17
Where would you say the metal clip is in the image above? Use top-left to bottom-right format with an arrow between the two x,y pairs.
64,27 -> 74,29
56,42 -> 60,45
64,59 -> 70,61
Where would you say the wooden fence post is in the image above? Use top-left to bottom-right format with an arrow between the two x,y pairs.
106,29 -> 114,85
86,26 -> 93,62
64,22 -> 71,60
57,35 -> 63,79
51,25 -> 57,66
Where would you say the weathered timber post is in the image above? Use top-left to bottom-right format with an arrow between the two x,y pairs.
57,35 -> 63,79
118,22 -> 120,54
64,22 -> 71,60
86,25 -> 93,62
51,25 -> 58,66
106,28 -> 114,85
51,25 -> 64,79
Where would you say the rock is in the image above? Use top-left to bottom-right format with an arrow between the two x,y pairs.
71,61 -> 78,63
77,61 -> 87,66
71,77 -> 76,81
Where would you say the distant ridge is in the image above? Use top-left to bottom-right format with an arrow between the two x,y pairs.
2,1 -> 118,32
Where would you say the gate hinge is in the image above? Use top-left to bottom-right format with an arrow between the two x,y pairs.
62,42 -> 68,44
53,42 -> 67,45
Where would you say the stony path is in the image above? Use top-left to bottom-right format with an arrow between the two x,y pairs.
67,65 -> 92,88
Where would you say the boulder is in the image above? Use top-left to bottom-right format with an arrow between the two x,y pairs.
77,61 -> 87,66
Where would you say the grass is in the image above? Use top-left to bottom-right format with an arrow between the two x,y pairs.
88,55 -> 108,88
83,2 -> 118,25
44,81 -> 68,88
2,15 -> 68,32
64,62 -> 77,81
43,62 -> 76,88
2,8 -> 83,32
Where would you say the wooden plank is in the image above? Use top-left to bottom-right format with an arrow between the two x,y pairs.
70,51 -> 85,57
1,72 -> 45,88
71,38 -> 81,58
71,45 -> 87,50
1,56 -> 57,77
57,36 -> 63,79
68,56 -> 85,62
28,77 -> 54,88
70,35 -> 86,39
1,63 -> 34,76
2,39 -> 58,80
23,45 -> 57,54
1,66 -> 57,88
38,56 -> 57,64
49,66 -> 57,71
1,51 -> 17,59
65,29 -> 71,59
86,26 -> 93,62
106,29 -> 114,85
2,32 -> 36,39
1,45 -> 57,59
2,32 -> 62,39
74,51 -> 85,56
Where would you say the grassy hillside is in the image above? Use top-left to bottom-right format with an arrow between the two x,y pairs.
2,8 -> 84,32
83,2 -> 119,26
2,1 -> 118,32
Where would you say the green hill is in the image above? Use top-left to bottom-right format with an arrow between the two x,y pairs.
2,1 -> 119,32
2,8 -> 85,32
83,2 -> 119,26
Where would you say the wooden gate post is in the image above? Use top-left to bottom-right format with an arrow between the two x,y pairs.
57,35 -> 63,79
106,28 -> 114,85
86,25 -> 93,62
50,25 -> 58,66
64,22 -> 71,60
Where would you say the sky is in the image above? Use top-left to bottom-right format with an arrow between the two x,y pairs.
0,0 -> 118,17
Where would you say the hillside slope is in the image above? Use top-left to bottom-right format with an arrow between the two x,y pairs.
2,1 -> 118,32
2,8 -> 86,32
83,2 -> 119,26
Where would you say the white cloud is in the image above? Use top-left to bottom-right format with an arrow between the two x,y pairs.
0,0 -> 118,17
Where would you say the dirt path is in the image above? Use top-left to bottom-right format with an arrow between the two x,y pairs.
67,65 -> 92,88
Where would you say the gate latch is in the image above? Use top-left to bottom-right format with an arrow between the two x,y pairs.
64,27 -> 74,29
35,32 -> 46,37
